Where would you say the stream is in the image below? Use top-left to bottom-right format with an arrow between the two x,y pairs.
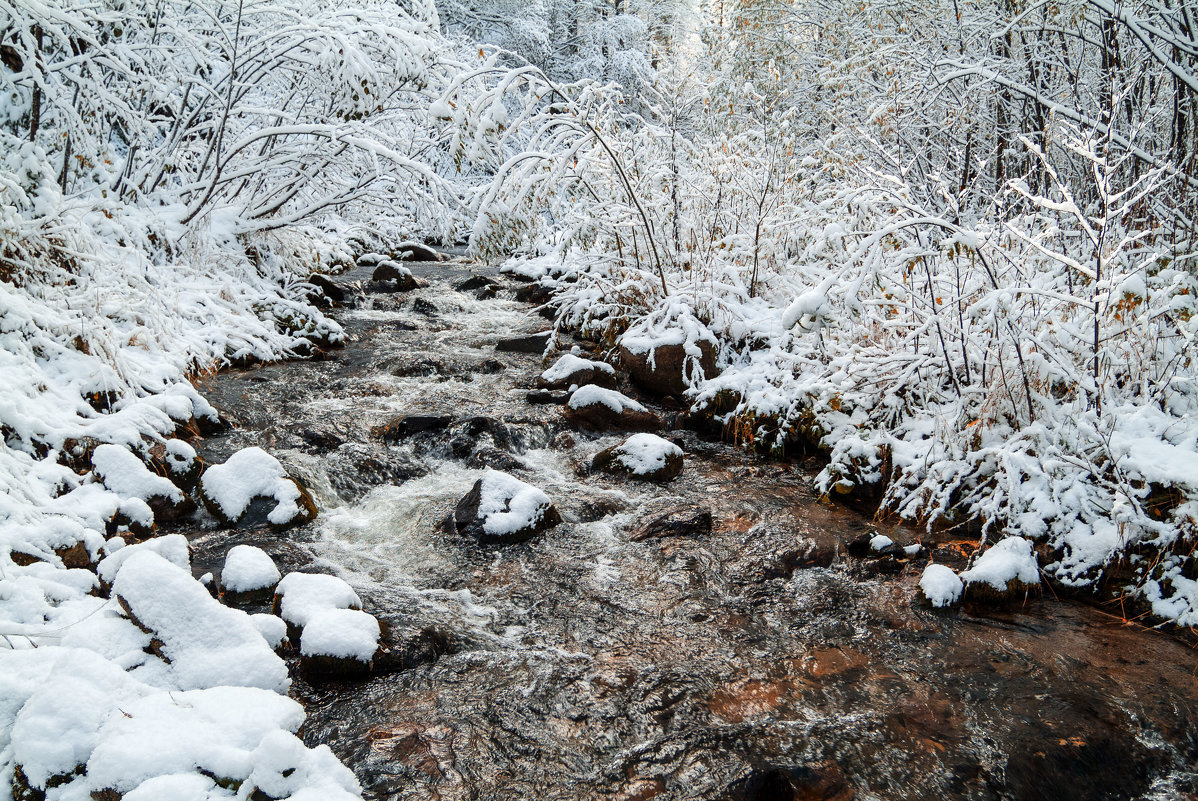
187,258 -> 1198,801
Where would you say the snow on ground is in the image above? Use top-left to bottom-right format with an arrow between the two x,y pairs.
477,469 -> 555,538
605,433 -> 683,476
0,206 -> 364,796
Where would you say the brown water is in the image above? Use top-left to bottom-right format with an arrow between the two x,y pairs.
188,260 -> 1198,801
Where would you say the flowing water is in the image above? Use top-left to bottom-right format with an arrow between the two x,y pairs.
188,260 -> 1198,801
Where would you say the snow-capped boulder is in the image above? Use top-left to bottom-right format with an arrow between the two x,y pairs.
370,261 -> 419,291
112,551 -> 290,692
92,443 -> 196,528
920,564 -> 964,608
219,545 -> 282,604
960,537 -> 1041,602
299,608 -> 381,678
450,469 -> 561,545
565,385 -> 661,431
197,447 -> 317,529
272,572 -> 363,643
592,433 -> 684,482
391,241 -> 441,262
537,354 -> 617,390
618,331 -> 718,397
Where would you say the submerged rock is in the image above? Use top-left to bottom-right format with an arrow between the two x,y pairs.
450,470 -> 561,545
631,507 -> 713,541
372,415 -> 453,442
527,389 -> 570,405
565,385 -> 661,431
592,433 -> 684,482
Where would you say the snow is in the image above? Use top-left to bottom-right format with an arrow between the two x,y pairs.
568,385 -> 647,413
273,572 -> 362,629
112,551 -> 290,692
199,447 -> 307,526
541,354 -> 615,384
960,537 -> 1041,592
606,433 -> 682,475
97,534 -> 191,587
869,534 -> 894,551
476,469 -> 554,537
250,615 -> 288,650
221,545 -> 281,594
920,564 -> 964,607
92,444 -> 185,506
300,609 -> 381,661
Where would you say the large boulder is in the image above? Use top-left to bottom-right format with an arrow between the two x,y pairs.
197,448 -> 317,529
450,470 -> 561,545
592,433 -> 684,482
536,354 -> 617,390
618,336 -> 719,397
564,385 -> 661,431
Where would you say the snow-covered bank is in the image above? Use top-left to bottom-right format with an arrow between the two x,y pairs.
0,193 -> 370,797
501,237 -> 1198,627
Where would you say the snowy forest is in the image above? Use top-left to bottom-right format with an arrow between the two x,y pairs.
3,0 -> 1198,797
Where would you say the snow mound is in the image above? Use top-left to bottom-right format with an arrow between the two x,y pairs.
273,572 -> 362,629
869,534 -> 894,551
300,609 -> 381,661
112,551 -> 289,692
541,354 -> 615,384
199,447 -> 314,527
477,470 -> 555,538
97,533 -> 191,586
568,385 -> 647,413
91,444 -> 185,505
960,537 -> 1041,592
607,433 -> 683,475
221,545 -> 281,594
920,564 -> 964,607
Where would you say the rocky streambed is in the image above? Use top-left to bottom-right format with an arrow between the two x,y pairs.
187,258 -> 1198,801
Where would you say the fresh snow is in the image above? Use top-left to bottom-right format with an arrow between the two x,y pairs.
868,534 -> 894,551
607,433 -> 682,475
200,447 -> 306,525
476,469 -> 554,537
273,572 -> 362,628
568,385 -> 647,413
920,564 -> 964,607
959,537 -> 1041,592
300,609 -> 381,661
221,545 -> 282,594
112,551 -> 290,692
541,354 -> 614,384
92,444 -> 185,505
